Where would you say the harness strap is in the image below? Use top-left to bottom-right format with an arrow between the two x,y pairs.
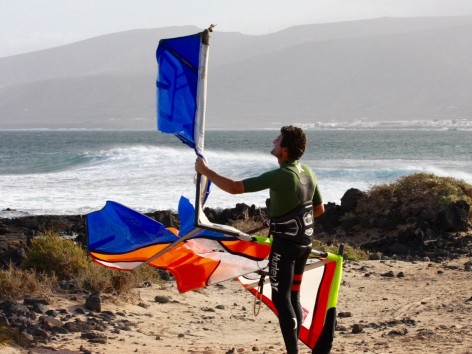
270,218 -> 299,236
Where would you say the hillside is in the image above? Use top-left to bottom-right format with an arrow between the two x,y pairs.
1,17 -> 472,129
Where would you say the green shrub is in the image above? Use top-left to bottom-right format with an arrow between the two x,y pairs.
16,231 -> 162,299
393,173 -> 472,211
21,231 -> 89,280
355,173 -> 472,224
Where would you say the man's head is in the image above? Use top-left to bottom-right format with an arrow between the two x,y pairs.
279,125 -> 307,161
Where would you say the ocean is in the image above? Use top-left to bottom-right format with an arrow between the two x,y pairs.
1,129 -> 471,218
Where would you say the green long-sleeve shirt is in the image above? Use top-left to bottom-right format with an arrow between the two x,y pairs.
243,161 -> 322,218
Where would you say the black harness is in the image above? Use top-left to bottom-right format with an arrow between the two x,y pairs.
269,166 -> 315,245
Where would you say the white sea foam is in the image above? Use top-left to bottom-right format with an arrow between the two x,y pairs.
1,130 -> 472,217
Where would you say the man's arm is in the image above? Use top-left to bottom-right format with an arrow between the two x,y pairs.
195,158 -> 245,194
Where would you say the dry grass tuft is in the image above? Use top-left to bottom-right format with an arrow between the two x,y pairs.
1,231 -> 161,301
75,262 -> 161,297
0,263 -> 56,300
311,240 -> 368,261
0,324 -> 32,348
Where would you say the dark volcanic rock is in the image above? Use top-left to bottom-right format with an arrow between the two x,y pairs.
340,188 -> 366,213
318,202 -> 343,230
85,292 -> 101,312
204,203 -> 267,225
146,210 -> 179,228
436,200 -> 470,232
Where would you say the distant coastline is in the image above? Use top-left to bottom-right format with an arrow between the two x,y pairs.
299,118 -> 472,131
1,118 -> 472,131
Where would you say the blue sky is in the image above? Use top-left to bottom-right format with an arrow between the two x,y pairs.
2,0 -> 472,57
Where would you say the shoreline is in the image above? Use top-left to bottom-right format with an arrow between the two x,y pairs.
1,194 -> 472,264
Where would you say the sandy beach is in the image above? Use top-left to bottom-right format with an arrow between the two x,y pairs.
2,257 -> 471,354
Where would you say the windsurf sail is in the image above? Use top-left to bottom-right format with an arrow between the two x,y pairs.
156,25 -> 251,239
239,248 -> 343,354
87,26 -> 271,293
87,197 -> 271,293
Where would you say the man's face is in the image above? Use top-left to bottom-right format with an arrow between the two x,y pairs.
271,133 -> 284,158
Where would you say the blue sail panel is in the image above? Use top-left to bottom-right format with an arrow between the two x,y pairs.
87,201 -> 178,254
156,33 -> 203,148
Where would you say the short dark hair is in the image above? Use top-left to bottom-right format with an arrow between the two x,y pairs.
280,125 -> 307,161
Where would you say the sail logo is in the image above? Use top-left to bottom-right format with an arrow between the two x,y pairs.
270,252 -> 282,292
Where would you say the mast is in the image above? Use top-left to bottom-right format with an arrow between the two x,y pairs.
194,25 -> 214,225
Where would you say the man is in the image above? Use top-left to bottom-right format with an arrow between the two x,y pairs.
195,125 -> 324,354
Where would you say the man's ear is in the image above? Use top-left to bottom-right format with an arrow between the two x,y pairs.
281,147 -> 289,157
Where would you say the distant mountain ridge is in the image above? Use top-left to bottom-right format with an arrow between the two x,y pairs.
1,17 -> 471,129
